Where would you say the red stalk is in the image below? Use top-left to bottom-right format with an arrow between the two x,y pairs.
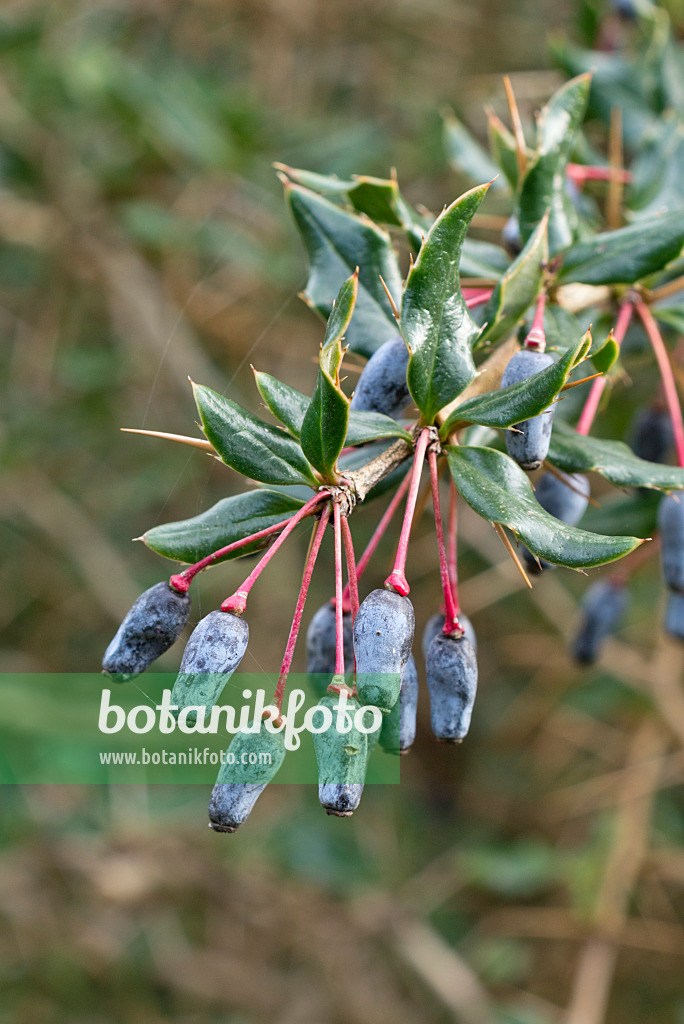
273,503 -> 331,711
576,301 -> 634,436
385,428 -> 431,596
465,289 -> 494,309
169,518 -> 293,593
428,450 -> 461,635
447,479 -> 460,614
340,468 -> 412,612
221,491 -> 328,614
524,291 -> 547,351
340,516 -> 360,624
634,299 -> 684,468
333,501 -> 345,676
567,163 -> 632,186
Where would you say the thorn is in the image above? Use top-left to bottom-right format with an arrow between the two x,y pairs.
561,372 -> 604,391
493,523 -> 532,588
120,428 -> 215,453
503,74 -> 527,180
379,275 -> 400,319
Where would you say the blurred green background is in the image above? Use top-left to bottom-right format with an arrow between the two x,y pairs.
2,1 -> 684,1022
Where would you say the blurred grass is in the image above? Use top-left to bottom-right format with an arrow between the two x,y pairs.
1,1 -> 684,1023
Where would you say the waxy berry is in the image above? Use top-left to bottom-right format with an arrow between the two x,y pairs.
630,406 -> 673,465
305,602 -> 354,691
501,213 -> 522,256
658,492 -> 684,593
665,590 -> 684,643
350,336 -> 410,420
379,654 -> 419,755
313,694 -> 368,816
353,588 -> 415,712
172,609 -> 249,722
426,633 -> 478,743
102,581 -> 191,682
501,349 -> 556,470
572,580 -> 629,665
209,720 -> 286,832
523,472 -> 591,572
422,611 -> 477,657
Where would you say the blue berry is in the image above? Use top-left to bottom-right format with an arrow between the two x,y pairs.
658,493 -> 684,593
208,720 -> 286,832
422,611 -> 477,657
305,602 -> 354,693
630,407 -> 673,465
350,336 -> 410,419
501,214 -> 522,256
313,694 -> 368,816
572,581 -> 629,665
523,472 -> 591,572
665,590 -> 684,642
171,610 -> 249,723
501,349 -> 556,470
426,633 -> 478,743
353,588 -> 415,712
379,653 -> 419,755
102,581 -> 191,682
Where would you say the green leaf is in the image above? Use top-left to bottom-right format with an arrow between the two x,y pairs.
443,112 -> 505,189
460,237 -> 510,279
548,420 -> 684,490
254,370 -> 310,437
193,383 -> 318,487
559,210 -> 684,285
518,74 -> 591,255
446,445 -> 641,568
478,215 -> 549,345
300,274 -> 357,478
285,182 -> 402,357
345,410 -> 411,445
254,371 -> 409,444
402,183 -> 490,423
142,490 -> 305,563
590,333 -> 619,374
440,331 -> 589,435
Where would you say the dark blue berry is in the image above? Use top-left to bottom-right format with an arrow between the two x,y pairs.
379,654 -> 419,755
350,336 -> 410,420
208,721 -> 286,832
500,349 -> 556,470
353,588 -> 415,711
630,407 -> 673,465
172,610 -> 249,722
426,633 -> 478,743
658,493 -> 684,593
501,214 -> 522,255
305,602 -> 354,693
102,581 -> 191,682
422,611 -> 477,657
665,590 -> 684,643
572,581 -> 628,665
313,694 -> 368,816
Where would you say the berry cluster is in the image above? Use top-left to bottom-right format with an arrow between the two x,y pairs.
104,64 -> 684,831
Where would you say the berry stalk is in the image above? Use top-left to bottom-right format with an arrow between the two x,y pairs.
464,288 -> 494,309
340,468 -> 412,611
634,298 -> 684,468
524,291 -> 547,351
340,516 -> 359,624
169,518 -> 295,593
221,491 -> 329,614
428,450 -> 461,634
273,503 -> 331,711
385,427 -> 431,596
576,300 -> 634,436
333,500 -> 345,677
448,478 -> 460,614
